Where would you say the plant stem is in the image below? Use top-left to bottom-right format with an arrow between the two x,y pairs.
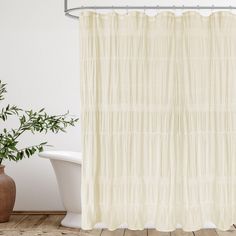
0,158 -> 2,165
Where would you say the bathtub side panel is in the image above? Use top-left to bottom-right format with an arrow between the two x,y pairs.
51,160 -> 81,213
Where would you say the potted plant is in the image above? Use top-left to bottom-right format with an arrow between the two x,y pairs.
0,80 -> 78,223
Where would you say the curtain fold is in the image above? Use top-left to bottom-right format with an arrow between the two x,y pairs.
79,11 -> 236,231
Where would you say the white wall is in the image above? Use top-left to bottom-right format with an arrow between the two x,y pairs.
0,0 -> 235,211
0,0 -> 80,210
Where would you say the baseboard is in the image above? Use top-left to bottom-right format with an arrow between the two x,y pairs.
12,211 -> 66,215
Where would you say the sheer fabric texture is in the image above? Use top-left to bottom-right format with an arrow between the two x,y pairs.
79,11 -> 236,231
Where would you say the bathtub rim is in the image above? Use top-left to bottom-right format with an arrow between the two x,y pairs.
39,150 -> 82,165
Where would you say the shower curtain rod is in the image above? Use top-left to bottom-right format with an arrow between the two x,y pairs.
64,1 -> 236,19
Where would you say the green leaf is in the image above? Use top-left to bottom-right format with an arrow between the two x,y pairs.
0,84 -> 79,162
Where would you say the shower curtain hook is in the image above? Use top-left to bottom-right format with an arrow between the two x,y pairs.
144,5 -> 146,14
211,5 -> 214,14
156,5 -> 159,15
173,5 -> 176,13
126,5 -> 128,15
93,6 -> 97,14
230,5 -> 233,13
181,5 -> 185,15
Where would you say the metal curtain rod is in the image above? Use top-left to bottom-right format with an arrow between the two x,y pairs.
64,0 -> 236,20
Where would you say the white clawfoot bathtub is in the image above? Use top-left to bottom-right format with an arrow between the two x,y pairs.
39,151 -> 82,228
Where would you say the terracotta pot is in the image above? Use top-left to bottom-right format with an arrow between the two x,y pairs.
0,165 -> 16,222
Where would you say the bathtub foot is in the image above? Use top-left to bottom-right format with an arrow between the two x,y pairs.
61,212 -> 81,228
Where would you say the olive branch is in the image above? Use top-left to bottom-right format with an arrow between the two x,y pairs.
0,81 -> 79,165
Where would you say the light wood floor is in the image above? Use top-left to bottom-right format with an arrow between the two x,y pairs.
0,214 -> 236,236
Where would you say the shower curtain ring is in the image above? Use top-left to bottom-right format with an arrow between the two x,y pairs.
144,6 -> 146,14
173,5 -> 176,14
126,5 -> 128,15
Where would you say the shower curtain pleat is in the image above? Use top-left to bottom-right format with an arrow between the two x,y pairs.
79,11 -> 236,231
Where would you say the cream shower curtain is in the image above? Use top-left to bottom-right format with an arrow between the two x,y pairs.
79,11 -> 236,231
